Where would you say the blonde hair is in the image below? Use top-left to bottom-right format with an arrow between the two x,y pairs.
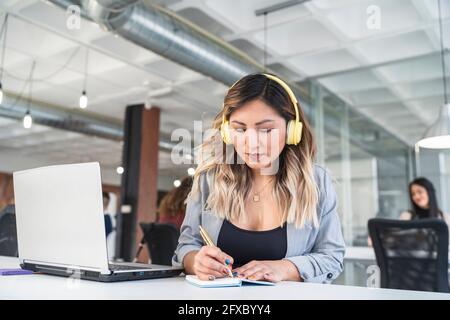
190,74 -> 319,229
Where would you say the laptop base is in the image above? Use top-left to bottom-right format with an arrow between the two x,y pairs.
21,262 -> 183,282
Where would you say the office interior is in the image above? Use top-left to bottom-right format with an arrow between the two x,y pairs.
0,0 -> 450,297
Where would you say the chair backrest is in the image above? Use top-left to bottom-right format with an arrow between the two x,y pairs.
140,222 -> 180,266
368,218 -> 449,293
0,205 -> 18,257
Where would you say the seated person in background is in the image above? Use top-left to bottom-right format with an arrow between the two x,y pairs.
400,177 -> 450,227
368,177 -> 449,247
158,176 -> 193,230
102,191 -> 113,238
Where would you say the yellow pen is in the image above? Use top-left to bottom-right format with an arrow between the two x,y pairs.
199,225 -> 234,278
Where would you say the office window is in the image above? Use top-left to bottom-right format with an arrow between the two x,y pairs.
305,81 -> 411,247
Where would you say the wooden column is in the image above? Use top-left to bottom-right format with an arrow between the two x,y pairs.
118,104 -> 160,262
0,172 -> 14,209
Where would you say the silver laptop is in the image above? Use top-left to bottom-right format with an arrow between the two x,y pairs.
13,162 -> 183,282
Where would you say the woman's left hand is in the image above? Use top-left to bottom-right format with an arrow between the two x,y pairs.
232,260 -> 291,283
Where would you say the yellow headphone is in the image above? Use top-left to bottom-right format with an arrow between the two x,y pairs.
220,73 -> 303,145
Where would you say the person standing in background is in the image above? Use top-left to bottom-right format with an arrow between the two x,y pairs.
103,191 -> 113,238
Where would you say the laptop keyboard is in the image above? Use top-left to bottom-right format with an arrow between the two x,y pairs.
109,264 -> 153,271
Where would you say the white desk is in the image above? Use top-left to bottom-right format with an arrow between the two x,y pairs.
1,256 -> 449,300
344,246 -> 376,263
344,246 -> 450,265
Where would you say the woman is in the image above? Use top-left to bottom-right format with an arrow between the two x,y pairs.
173,73 -> 345,283
400,177 -> 450,226
159,176 -> 193,230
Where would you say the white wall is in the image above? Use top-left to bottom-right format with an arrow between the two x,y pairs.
325,158 -> 379,244
0,149 -> 120,185
437,151 -> 450,213
0,148 -> 182,191
418,149 -> 448,213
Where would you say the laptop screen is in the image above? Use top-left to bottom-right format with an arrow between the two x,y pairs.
13,162 -> 110,274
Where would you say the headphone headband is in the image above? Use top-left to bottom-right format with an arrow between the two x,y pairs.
262,74 -> 300,123
222,74 -> 300,123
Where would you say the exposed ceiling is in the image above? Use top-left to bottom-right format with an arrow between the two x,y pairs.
0,0 -> 448,187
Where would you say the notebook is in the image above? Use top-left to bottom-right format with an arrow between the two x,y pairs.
185,275 -> 275,288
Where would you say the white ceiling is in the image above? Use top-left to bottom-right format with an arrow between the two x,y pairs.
0,0 -> 448,186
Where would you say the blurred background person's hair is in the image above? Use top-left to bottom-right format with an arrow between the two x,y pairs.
158,176 -> 193,230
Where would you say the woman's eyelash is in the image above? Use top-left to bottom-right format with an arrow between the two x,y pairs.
233,128 -> 273,133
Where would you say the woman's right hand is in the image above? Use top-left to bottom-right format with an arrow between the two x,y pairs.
193,246 -> 234,281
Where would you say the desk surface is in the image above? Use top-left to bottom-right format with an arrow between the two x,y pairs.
0,256 -> 449,300
344,246 -> 376,262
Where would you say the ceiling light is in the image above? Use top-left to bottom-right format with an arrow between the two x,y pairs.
23,110 -> 32,129
79,90 -> 88,109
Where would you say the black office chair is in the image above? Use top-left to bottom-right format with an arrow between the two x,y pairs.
0,205 -> 18,257
368,218 -> 449,293
135,222 -> 180,266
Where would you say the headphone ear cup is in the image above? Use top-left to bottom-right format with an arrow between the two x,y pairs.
295,121 -> 303,144
286,120 -> 295,145
286,120 -> 302,145
220,120 -> 232,144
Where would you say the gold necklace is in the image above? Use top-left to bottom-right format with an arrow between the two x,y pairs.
251,178 -> 274,202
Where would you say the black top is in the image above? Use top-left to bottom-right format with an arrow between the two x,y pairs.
217,219 -> 287,268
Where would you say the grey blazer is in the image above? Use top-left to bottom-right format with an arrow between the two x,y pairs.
172,165 -> 346,283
